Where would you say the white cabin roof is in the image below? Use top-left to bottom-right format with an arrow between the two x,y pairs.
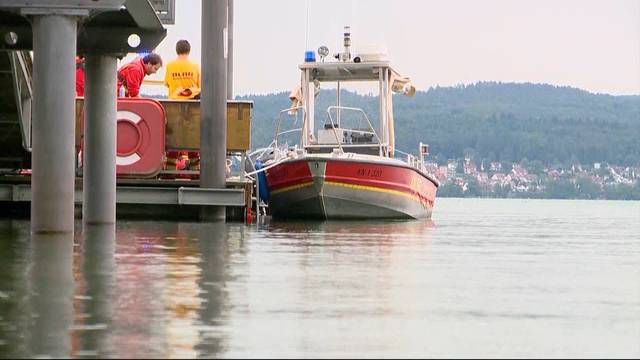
299,61 -> 403,82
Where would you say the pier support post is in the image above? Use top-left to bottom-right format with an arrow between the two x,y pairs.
83,54 -> 117,225
227,0 -> 234,99
200,0 -> 228,221
30,14 -> 79,234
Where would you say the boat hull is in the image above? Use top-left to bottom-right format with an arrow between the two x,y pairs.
265,156 -> 437,220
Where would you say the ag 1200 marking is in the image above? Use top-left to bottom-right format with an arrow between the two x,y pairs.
356,168 -> 383,178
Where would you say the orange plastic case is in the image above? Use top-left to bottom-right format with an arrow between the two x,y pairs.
115,98 -> 166,177
78,98 -> 166,178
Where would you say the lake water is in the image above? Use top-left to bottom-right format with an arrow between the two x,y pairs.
0,198 -> 638,358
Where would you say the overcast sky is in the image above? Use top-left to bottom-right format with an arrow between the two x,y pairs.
130,0 -> 640,96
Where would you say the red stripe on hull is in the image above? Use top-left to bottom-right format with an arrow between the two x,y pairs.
265,159 -> 312,191
325,160 -> 437,208
265,158 -> 437,209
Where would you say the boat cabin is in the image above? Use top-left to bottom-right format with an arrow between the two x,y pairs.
279,60 -> 415,157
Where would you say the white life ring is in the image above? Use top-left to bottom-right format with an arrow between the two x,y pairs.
116,110 -> 143,166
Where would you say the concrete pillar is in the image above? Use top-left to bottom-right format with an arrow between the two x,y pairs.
227,0 -> 234,99
83,54 -> 117,225
200,0 -> 228,221
30,15 -> 78,234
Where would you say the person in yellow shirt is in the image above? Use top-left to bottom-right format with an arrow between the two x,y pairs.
164,40 -> 202,174
164,39 -> 201,99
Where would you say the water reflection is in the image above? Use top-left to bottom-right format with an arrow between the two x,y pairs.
0,199 -> 634,357
162,223 -> 203,358
28,232 -> 75,358
216,219 -> 437,358
0,217 -> 436,358
194,222 -> 232,358
0,220 -> 30,358
266,218 -> 436,244
108,222 -> 183,358
73,224 -> 116,358
74,221 -> 240,358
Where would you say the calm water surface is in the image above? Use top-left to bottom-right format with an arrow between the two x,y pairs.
0,199 -> 638,358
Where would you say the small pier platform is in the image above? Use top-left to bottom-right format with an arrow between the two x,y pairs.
1,48 -> 258,223
0,175 -> 254,221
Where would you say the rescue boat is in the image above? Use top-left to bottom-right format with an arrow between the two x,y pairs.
256,28 -> 439,220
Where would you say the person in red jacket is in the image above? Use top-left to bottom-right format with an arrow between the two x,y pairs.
75,55 -> 85,96
116,53 -> 162,97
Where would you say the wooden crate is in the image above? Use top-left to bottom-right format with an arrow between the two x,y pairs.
161,99 -> 253,152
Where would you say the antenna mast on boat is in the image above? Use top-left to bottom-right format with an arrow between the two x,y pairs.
304,0 -> 310,51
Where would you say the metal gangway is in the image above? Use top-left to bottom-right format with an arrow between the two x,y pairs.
0,50 -> 32,171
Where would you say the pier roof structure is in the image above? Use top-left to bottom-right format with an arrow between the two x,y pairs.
0,0 -> 167,55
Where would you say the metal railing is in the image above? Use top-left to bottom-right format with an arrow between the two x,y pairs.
394,148 -> 423,172
274,105 -> 305,150
324,106 -> 384,156
9,51 -> 33,151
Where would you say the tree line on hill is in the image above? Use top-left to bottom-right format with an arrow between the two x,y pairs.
238,81 -> 640,168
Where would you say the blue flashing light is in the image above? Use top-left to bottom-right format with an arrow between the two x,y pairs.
304,50 -> 316,62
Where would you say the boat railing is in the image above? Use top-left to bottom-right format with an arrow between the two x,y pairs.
249,141 -> 276,163
274,106 -> 306,150
394,148 -> 425,172
325,106 -> 383,156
